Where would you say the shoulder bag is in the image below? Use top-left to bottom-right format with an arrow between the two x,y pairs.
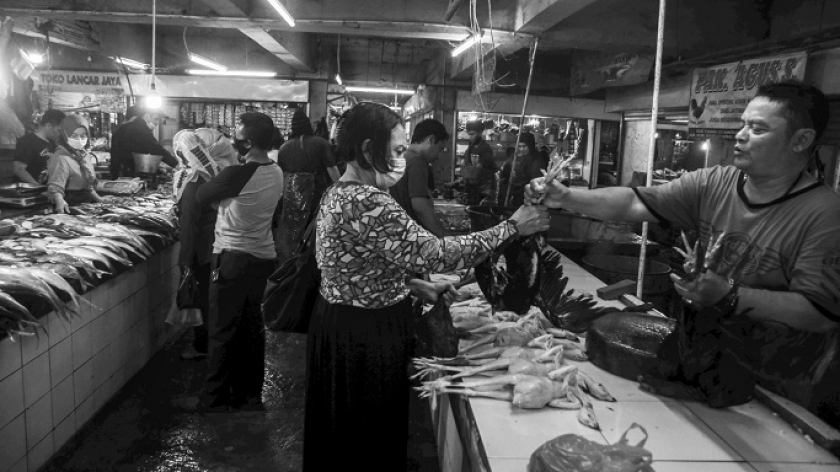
262,211 -> 321,333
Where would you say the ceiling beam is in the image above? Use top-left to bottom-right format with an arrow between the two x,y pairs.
239,28 -> 314,72
11,16 -> 101,51
198,0 -> 314,72
0,7 -> 496,42
515,0 -> 601,34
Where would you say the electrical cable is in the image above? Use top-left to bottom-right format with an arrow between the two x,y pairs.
504,36 -> 539,207
183,26 -> 190,56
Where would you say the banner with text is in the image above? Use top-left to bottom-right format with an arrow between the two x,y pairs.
570,52 -> 654,96
33,70 -> 127,113
688,52 -> 807,139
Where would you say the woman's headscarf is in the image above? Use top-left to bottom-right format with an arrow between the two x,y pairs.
172,128 -> 232,202
59,113 -> 96,190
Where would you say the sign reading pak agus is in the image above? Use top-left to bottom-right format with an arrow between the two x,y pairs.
688,52 -> 807,139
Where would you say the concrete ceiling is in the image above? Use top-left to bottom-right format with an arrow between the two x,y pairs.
3,0 -> 839,98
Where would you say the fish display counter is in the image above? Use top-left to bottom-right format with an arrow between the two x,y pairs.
424,253 -> 840,472
0,193 -> 183,472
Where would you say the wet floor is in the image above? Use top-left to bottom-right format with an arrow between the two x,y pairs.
43,330 -> 441,472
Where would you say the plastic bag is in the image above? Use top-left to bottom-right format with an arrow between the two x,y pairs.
165,304 -> 203,328
528,423 -> 654,472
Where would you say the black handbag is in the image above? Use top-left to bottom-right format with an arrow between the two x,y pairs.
176,267 -> 202,310
262,214 -> 321,333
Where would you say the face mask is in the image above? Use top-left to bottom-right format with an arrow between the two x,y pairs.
233,138 -> 251,157
374,156 -> 406,188
67,137 -> 87,150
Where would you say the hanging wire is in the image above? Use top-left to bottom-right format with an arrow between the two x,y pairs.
151,0 -> 157,91
337,33 -> 341,81
504,36 -> 539,207
183,26 -> 191,56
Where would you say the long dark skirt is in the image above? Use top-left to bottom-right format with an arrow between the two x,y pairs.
303,295 -> 413,471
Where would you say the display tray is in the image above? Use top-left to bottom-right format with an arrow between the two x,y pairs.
0,195 -> 49,208
0,183 -> 47,198
96,179 -> 145,195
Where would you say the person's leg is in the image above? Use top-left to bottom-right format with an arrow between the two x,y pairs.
202,252 -> 249,409
182,262 -> 212,359
230,257 -> 273,407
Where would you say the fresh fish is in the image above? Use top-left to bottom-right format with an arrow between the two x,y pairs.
47,245 -> 115,272
0,289 -> 36,323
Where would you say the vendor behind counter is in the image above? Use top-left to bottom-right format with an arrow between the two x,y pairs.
110,105 -> 178,178
47,113 -> 104,213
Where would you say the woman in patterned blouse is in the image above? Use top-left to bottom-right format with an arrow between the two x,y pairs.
303,102 -> 550,471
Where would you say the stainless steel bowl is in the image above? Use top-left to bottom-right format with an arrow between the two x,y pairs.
132,153 -> 163,174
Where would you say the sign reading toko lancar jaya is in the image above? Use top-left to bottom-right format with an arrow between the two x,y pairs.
688,52 -> 808,139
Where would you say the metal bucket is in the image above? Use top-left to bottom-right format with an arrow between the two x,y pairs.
132,153 -> 163,174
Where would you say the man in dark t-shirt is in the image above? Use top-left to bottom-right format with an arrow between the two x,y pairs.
14,109 -> 65,184
390,119 -> 452,236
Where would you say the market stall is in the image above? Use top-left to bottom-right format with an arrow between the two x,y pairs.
0,192 -> 181,471
424,253 -> 840,472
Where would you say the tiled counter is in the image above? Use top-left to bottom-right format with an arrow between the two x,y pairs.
0,243 -> 182,472
432,254 -> 840,472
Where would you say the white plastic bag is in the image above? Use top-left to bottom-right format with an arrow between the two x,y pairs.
165,304 -> 203,328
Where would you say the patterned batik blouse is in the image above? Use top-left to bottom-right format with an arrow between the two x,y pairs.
316,181 -> 517,309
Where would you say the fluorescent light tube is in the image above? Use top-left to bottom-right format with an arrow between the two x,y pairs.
335,74 -> 343,85
188,53 -> 228,71
451,36 -> 478,57
345,86 -> 414,95
114,57 -> 148,68
186,69 -> 277,78
265,0 -> 296,27
20,49 -> 43,64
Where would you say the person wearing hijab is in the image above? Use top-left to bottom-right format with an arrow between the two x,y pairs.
172,128 -> 238,360
274,108 -> 340,263
498,132 -> 544,207
47,113 -> 103,213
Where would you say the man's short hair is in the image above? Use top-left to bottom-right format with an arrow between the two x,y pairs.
125,105 -> 144,120
755,81 -> 829,144
465,120 -> 484,133
238,112 -> 275,150
411,119 -> 450,144
40,109 -> 65,127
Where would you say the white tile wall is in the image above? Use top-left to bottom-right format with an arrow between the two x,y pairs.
22,353 -> 50,408
46,312 -> 71,348
26,431 -> 53,472
49,337 -> 73,389
51,376 -> 74,426
0,244 -> 179,472
0,337 -> 22,382
0,370 -> 24,429
0,415 -> 26,472
25,393 -> 53,450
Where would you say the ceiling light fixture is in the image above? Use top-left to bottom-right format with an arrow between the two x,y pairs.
345,86 -> 414,95
451,35 -> 479,57
265,0 -> 296,27
20,49 -> 43,64
188,53 -> 228,71
335,74 -> 343,86
145,0 -> 162,109
186,69 -> 277,78
114,57 -> 148,68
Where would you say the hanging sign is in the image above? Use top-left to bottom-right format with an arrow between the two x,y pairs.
688,52 -> 807,139
33,70 -> 126,113
570,52 -> 654,96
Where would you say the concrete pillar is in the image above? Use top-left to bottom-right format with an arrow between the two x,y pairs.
308,80 -> 328,124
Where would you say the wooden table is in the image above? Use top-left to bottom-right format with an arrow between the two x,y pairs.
430,254 -> 840,472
